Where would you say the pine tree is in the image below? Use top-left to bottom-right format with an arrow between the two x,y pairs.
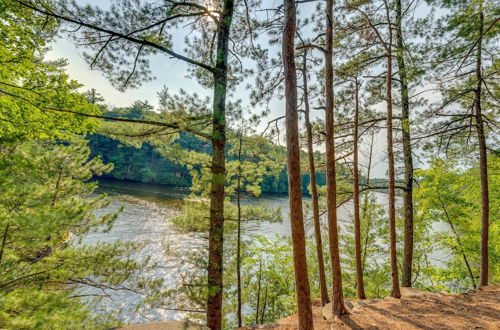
423,0 -> 498,287
15,1 -> 267,326
299,47 -> 330,306
0,137 -> 164,329
325,0 -> 348,314
282,0 -> 314,328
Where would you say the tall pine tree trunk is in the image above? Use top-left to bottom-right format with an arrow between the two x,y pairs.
353,79 -> 366,299
207,1 -> 234,328
475,10 -> 489,287
325,0 -> 348,316
282,0 -> 314,328
362,131 -> 375,270
236,131 -> 243,327
302,50 -> 330,306
385,16 -> 401,299
395,0 -> 415,288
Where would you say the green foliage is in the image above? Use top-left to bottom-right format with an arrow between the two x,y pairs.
170,199 -> 211,232
166,124 -> 286,328
238,236 -> 297,325
0,0 -> 100,143
340,193 -> 392,298
419,0 -> 499,156
0,138 -> 163,328
88,133 -> 192,186
84,99 -> 327,194
2,0 -> 497,328
0,3 -> 170,326
227,149 -> 499,326
172,199 -> 282,234
412,155 -> 499,291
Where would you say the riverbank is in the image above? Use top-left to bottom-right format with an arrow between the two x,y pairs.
244,286 -> 499,329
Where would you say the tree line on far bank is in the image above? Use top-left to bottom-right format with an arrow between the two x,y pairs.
87,101 -> 337,195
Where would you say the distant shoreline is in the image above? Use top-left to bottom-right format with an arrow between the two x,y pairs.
94,176 -> 393,197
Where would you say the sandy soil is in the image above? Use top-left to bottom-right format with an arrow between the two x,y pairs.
244,286 -> 500,329
116,320 -> 208,330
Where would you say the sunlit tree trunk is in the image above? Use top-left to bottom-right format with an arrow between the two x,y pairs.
282,0 -> 314,328
353,79 -> 366,299
255,259 -> 262,324
395,0 -> 415,288
302,50 -> 330,306
362,131 -> 375,270
474,10 -> 489,287
236,131 -> 243,327
325,0 -> 348,315
385,10 -> 401,298
207,1 -> 234,328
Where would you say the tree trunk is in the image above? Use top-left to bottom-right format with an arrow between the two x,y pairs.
325,0 -> 348,316
395,0 -> 415,288
353,79 -> 366,299
0,224 -> 9,264
302,50 -> 330,306
362,131 -> 375,270
385,18 -> 401,299
207,1 -> 234,328
50,167 -> 64,207
260,286 -> 268,324
475,10 -> 489,287
255,259 -> 262,325
236,131 -> 243,327
282,1 -> 314,328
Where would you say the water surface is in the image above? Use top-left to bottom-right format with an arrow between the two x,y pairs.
81,179 -> 442,323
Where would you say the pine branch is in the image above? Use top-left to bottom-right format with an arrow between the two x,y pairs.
15,0 -> 216,73
0,87 -> 212,140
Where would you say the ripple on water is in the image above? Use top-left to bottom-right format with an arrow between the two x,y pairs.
80,182 -> 400,324
80,195 -> 206,324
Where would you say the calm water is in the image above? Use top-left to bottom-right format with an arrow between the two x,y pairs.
79,179 -> 444,324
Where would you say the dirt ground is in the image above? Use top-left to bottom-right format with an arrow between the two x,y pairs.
116,320 -> 208,330
246,286 -> 500,329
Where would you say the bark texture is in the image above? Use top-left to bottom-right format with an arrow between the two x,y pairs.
282,0 -> 314,328
236,132 -> 243,327
385,18 -> 401,299
325,0 -> 348,316
395,0 -> 415,288
302,50 -> 330,306
475,11 -> 489,287
353,80 -> 366,299
361,132 -> 375,270
207,1 -> 234,328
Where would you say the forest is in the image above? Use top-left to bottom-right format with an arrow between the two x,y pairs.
87,102 -> 331,193
0,0 -> 498,329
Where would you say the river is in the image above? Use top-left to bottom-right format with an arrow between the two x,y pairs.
80,179 -> 442,324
